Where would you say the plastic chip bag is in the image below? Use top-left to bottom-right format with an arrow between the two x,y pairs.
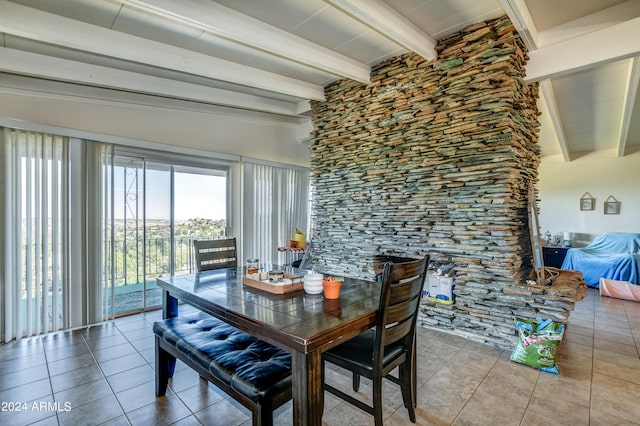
510,317 -> 564,374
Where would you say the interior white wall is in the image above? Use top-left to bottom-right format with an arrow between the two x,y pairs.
0,92 -> 312,167
538,151 -> 640,247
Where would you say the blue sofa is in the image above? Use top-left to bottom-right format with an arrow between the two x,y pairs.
561,232 -> 640,287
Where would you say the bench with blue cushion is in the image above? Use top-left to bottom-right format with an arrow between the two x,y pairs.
153,312 -> 292,426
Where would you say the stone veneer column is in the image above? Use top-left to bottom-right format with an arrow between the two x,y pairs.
309,16 -> 566,349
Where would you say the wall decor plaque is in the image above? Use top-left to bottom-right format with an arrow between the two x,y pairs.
579,192 -> 595,211
604,195 -> 620,214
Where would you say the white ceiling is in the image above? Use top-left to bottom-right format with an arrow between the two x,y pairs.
1,0 -> 639,160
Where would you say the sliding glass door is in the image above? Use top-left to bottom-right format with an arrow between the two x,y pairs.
110,155 -> 227,316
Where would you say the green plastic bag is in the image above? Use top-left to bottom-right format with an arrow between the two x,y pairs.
510,317 -> 564,374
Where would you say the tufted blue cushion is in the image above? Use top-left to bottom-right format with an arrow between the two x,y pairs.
225,340 -> 291,400
153,312 -> 237,347
153,311 -> 291,403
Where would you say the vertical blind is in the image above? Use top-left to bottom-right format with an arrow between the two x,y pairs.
3,129 -> 70,341
1,127 -> 309,340
242,162 -> 309,265
89,142 -> 113,324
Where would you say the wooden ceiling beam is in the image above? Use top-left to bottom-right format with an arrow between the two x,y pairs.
326,0 -> 437,60
539,81 -> 571,162
617,57 -> 640,157
499,0 -> 539,50
121,0 -> 371,84
0,48 -> 304,117
0,1 -> 325,101
526,16 -> 640,82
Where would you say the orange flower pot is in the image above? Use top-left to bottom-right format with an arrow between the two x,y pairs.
323,278 -> 342,299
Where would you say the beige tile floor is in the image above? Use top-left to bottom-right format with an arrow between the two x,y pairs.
1,287 -> 639,425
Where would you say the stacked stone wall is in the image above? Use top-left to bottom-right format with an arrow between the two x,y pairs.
309,16 -> 577,349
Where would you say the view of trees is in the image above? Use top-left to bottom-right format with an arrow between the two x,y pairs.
112,217 -> 226,286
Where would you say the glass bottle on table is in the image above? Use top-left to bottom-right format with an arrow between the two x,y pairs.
247,258 -> 259,275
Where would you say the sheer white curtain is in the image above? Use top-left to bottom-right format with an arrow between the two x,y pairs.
86,142 -> 113,324
3,128 -> 70,341
242,162 -> 309,265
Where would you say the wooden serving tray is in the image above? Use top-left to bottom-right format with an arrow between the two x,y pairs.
242,274 -> 304,294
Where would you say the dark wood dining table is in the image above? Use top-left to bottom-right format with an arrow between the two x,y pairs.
156,265 -> 380,426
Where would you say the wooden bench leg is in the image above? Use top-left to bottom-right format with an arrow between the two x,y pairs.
155,337 -> 176,396
253,403 -> 273,426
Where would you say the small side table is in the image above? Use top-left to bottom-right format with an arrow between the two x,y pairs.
542,246 -> 569,269
277,246 -> 307,266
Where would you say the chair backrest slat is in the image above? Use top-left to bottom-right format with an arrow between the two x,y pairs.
389,278 -> 424,305
194,238 -> 238,272
385,293 -> 421,325
389,261 -> 424,283
383,318 -> 414,345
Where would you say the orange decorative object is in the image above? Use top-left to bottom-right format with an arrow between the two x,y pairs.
322,277 -> 341,299
289,240 -> 298,248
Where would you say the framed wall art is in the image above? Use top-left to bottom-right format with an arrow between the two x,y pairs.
580,192 -> 595,211
604,195 -> 620,214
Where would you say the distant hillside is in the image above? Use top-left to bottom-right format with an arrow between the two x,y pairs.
114,218 -> 226,238
111,217 -> 227,284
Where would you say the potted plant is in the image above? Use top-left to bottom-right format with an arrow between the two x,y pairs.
322,276 -> 342,299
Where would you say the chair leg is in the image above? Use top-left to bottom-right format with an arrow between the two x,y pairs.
398,353 -> 417,422
398,364 -> 417,422
412,343 -> 417,409
155,338 -> 176,396
372,377 -> 383,426
352,373 -> 361,392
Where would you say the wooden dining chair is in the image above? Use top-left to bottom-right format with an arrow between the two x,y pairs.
322,255 -> 429,425
193,238 -> 238,272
